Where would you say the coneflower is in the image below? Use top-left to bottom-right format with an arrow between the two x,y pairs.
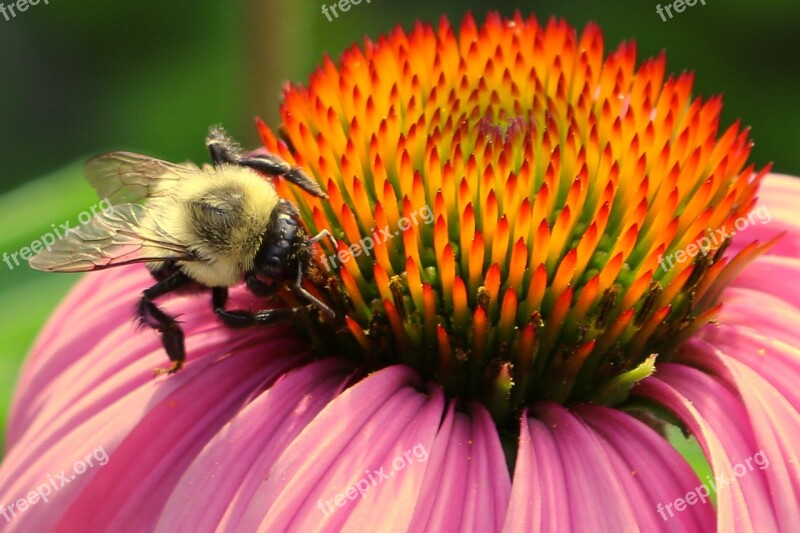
1,12 -> 798,532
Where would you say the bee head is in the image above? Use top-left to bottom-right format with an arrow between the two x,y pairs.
252,207 -> 309,284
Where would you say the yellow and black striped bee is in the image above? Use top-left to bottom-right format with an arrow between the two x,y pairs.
30,126 -> 335,374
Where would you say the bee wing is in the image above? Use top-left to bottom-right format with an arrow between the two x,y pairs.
85,152 -> 196,205
29,203 -> 195,272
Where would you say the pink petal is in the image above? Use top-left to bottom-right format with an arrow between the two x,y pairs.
678,344 -> 800,528
409,403 -> 511,532
54,344 -> 313,531
635,364 -> 787,532
724,257 -> 800,311
0,267 -> 319,531
576,405 -> 716,531
725,173 -> 800,259
504,403 -> 713,532
237,366 -> 444,532
154,358 -> 355,531
692,321 -> 800,410
625,173 -> 800,531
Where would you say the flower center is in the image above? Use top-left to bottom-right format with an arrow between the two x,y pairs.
258,13 -> 769,427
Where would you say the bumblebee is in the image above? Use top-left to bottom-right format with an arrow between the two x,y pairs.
30,126 -> 335,374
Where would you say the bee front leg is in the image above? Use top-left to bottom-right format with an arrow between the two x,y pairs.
206,125 -> 242,166
237,153 -> 327,199
308,228 -> 338,249
205,125 -> 327,198
136,271 -> 191,375
290,262 -> 335,318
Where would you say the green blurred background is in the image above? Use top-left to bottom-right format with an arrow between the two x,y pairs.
1,0 -> 798,449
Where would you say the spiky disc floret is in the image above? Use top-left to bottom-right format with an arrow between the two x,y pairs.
257,12 -> 772,424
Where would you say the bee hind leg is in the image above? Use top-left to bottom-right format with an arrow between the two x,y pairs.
136,271 -> 191,375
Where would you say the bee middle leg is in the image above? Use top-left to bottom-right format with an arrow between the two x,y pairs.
136,271 -> 192,375
212,287 -> 302,328
245,272 -> 282,298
